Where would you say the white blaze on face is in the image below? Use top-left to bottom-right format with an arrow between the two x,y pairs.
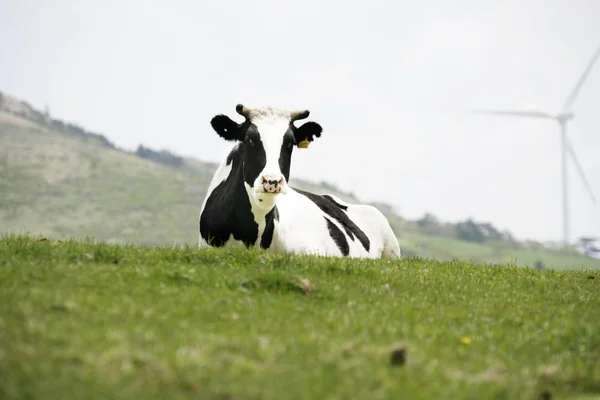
244,108 -> 292,210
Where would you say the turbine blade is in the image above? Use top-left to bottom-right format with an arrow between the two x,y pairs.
566,137 -> 597,204
473,109 -> 554,119
564,45 -> 600,110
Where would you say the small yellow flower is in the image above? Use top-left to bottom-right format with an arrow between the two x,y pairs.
460,336 -> 472,345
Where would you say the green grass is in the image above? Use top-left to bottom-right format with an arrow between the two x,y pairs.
1,235 -> 599,399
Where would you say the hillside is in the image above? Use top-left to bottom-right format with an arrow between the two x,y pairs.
1,90 -> 599,270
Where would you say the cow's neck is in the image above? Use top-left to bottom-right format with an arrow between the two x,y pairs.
236,148 -> 280,249
244,185 -> 280,250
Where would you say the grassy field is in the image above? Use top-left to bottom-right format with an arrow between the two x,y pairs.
1,235 -> 599,399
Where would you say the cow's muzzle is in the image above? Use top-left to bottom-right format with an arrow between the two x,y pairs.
261,174 -> 286,194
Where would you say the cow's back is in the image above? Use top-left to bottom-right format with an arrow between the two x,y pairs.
272,189 -> 400,258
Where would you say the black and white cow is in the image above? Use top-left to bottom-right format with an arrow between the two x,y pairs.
198,104 -> 401,259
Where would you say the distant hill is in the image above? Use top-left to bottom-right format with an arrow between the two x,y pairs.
1,90 -> 598,270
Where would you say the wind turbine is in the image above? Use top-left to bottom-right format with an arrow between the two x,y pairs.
473,45 -> 600,248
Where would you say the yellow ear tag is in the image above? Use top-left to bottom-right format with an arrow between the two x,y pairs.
298,139 -> 310,148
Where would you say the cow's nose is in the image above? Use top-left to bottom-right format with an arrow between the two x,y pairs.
261,174 -> 285,193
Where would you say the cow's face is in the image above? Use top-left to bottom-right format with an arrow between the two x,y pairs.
210,104 -> 323,209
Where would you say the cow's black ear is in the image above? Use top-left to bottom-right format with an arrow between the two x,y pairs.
210,115 -> 245,141
294,121 -> 322,148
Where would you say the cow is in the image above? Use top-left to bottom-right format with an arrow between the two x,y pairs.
197,104 -> 401,259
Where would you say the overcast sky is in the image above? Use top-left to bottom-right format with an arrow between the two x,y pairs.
1,0 -> 599,244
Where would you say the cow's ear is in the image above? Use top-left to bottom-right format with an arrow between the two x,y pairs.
210,115 -> 245,141
294,121 -> 322,149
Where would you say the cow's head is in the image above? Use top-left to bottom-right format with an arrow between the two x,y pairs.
210,104 -> 323,209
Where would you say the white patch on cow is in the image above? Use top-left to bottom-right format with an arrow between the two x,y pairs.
246,108 -> 292,209
245,106 -> 291,121
205,149 -> 236,197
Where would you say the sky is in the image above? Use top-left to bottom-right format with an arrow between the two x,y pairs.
1,0 -> 599,244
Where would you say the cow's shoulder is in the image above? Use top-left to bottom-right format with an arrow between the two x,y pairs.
199,168 -> 260,248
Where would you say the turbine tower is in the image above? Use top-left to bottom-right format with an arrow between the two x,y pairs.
473,45 -> 600,248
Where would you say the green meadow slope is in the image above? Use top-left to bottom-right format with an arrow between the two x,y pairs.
1,236 -> 599,399
1,97 -> 599,270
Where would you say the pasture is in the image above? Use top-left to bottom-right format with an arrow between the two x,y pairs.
1,235 -> 599,399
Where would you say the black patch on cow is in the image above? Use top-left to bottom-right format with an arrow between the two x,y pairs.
260,206 -> 279,249
293,121 -> 323,146
294,188 -> 370,253
325,217 -> 349,256
278,130 -> 296,182
242,124 -> 267,186
200,144 -> 277,248
323,194 -> 348,210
